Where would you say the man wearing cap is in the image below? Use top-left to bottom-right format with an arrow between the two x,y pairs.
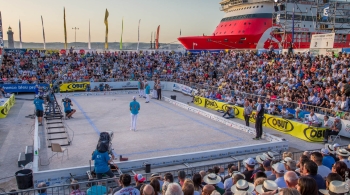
271,163 -> 287,188
242,158 -> 256,183
262,160 -> 273,177
321,147 -> 335,169
130,96 -> 140,131
336,148 -> 350,168
311,152 -> 331,178
134,174 -> 146,191
323,116 -> 342,143
34,95 -> 44,126
253,98 -> 264,140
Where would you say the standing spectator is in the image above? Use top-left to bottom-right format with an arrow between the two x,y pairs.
321,148 -> 336,169
201,185 -> 215,195
223,164 -> 237,181
114,174 -> 140,195
243,101 -> 253,127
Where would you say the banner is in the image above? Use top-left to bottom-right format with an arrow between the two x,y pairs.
19,20 -> 22,48
0,12 -> 4,68
4,49 -> 27,53
315,113 -> 350,139
60,82 -> 90,92
193,96 -> 327,142
172,83 -> 193,96
0,94 -> 15,118
0,83 -> 49,93
323,4 -> 329,21
41,16 -> 46,49
64,7 -> 67,50
310,33 -> 335,49
137,19 -> 140,51
104,9 -> 109,50
120,18 -> 124,50
156,25 -> 160,49
88,20 -> 91,50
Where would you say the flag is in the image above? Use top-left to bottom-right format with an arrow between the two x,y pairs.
323,4 -> 329,21
64,7 -> 67,50
104,9 -> 109,50
156,25 -> 160,49
137,19 -> 141,51
88,20 -> 91,50
41,16 -> 46,49
19,20 -> 22,48
120,18 -> 124,50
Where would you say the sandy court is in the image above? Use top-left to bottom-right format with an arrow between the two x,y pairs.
39,94 -> 267,171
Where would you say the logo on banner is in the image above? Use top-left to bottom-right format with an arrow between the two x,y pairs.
67,83 -> 87,90
1,102 -> 9,115
323,4 -> 329,21
205,99 -> 218,110
194,97 -> 202,105
221,104 -> 240,116
345,124 -> 350,134
249,113 -> 266,124
267,117 -> 294,132
303,127 -> 324,142
276,14 -> 280,23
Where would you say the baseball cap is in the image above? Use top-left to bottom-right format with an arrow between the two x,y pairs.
263,160 -> 271,167
272,163 -> 285,173
134,174 -> 145,183
321,148 -> 329,155
280,157 -> 293,164
333,143 -> 340,148
286,160 -> 297,170
35,95 -> 39,98
243,158 -> 256,166
335,116 -> 341,120
133,96 -> 136,100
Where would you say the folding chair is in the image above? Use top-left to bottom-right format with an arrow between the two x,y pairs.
51,143 -> 69,161
330,134 -> 342,144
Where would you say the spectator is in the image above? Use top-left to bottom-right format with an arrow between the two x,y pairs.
263,152 -> 275,161
192,173 -> 203,194
271,163 -> 287,188
253,172 -> 267,182
151,174 -> 164,192
302,161 -> 326,191
296,176 -> 318,195
242,158 -> 256,183
325,173 -> 343,189
182,179 -> 195,195
223,164 -> 237,181
70,180 -> 86,195
263,160 -> 273,177
323,117 -> 342,143
284,171 -> 299,188
336,149 -> 350,168
201,185 -> 215,195
224,172 -> 245,190
143,185 -> 155,195
114,174 -> 140,195
255,180 -> 278,195
230,179 -> 254,194
87,182 -> 110,195
284,159 -> 299,176
325,144 -> 338,162
319,181 -> 349,195
279,188 -> 301,195
37,182 -> 47,195
310,151 -> 331,178
331,161 -> 349,181
178,171 -> 186,187
150,177 -> 161,195
199,171 -> 207,186
255,155 -> 267,173
135,174 -> 146,191
163,173 -> 174,195
202,173 -> 224,194
321,148 -> 336,170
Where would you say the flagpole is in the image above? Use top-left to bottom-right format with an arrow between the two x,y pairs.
120,17 -> 124,50
88,19 -> 91,50
19,20 -> 22,48
104,9 -> 109,50
41,16 -> 46,49
292,7 -> 295,45
64,7 -> 67,50
137,19 -> 141,51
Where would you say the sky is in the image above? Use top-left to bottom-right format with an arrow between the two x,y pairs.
1,0 -> 223,43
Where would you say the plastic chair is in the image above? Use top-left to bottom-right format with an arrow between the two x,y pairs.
51,143 -> 69,161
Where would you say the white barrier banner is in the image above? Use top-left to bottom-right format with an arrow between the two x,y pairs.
315,113 -> 350,138
172,83 -> 193,96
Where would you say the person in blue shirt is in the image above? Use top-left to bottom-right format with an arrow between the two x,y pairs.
46,91 -> 55,115
91,150 -> 118,185
63,98 -> 76,119
145,82 -> 150,103
34,95 -> 45,126
34,85 -> 39,95
130,96 -> 140,131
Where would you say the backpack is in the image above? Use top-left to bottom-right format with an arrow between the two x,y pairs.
96,132 -> 111,153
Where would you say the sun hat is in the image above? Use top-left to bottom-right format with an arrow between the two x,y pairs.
134,174 -> 146,183
280,157 -> 293,164
256,155 -> 266,164
203,173 -> 221,185
231,179 -> 255,193
231,171 -> 245,179
263,152 -> 275,161
151,173 -> 161,178
272,163 -> 286,173
321,148 -> 330,155
255,180 -> 278,195
319,180 -> 349,195
243,158 -> 256,166
336,148 -> 350,157
325,144 -> 336,154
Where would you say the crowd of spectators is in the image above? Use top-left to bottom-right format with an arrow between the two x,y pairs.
1,49 -> 350,119
32,144 -> 350,195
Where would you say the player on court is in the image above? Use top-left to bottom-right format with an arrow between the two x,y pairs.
145,83 -> 150,103
130,96 -> 140,131
138,78 -> 144,98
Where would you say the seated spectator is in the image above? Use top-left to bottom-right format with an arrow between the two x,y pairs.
70,180 -> 86,195
323,117 -> 342,143
201,185 -> 215,195
255,180 -> 278,195
306,111 -> 321,127
310,151 -> 331,179
331,161 -> 348,181
178,171 -> 186,187
284,171 -> 299,188
192,173 -> 203,194
271,163 -> 287,188
279,188 -> 301,195
302,161 -> 326,191
37,182 -> 47,195
87,182 -> 110,195
319,181 -> 349,195
202,173 -> 224,194
242,158 -> 256,183
296,176 -> 318,195
321,148 -> 335,170
135,174 -> 146,191
223,164 -> 237,181
222,106 -> 235,119
182,179 -> 195,195
255,155 -> 267,173
143,185 -> 155,195
263,160 -> 273,177
224,171 -> 245,190
230,179 -> 254,194
325,173 -> 343,189
150,178 -> 161,195
114,174 -> 140,195
336,148 -> 350,168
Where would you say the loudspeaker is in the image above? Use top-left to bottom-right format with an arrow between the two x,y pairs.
274,5 -> 279,12
145,164 -> 151,173
279,4 -> 285,11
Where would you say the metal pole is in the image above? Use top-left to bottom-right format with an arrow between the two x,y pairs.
72,27 -> 79,48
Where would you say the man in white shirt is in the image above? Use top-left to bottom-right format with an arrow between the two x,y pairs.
311,151 -> 331,179
323,115 -> 331,128
307,111 -> 321,126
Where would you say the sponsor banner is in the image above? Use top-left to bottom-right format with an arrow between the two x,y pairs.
4,48 -> 27,54
310,33 -> 335,49
194,96 -> 326,142
193,96 -> 205,107
0,84 -> 49,93
0,94 -> 15,118
172,83 -> 193,96
319,48 -> 341,57
56,90 -> 139,97
342,48 -> 350,54
60,82 -> 90,92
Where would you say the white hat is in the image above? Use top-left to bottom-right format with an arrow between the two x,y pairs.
272,163 -> 286,173
133,96 -> 136,100
256,155 -> 266,164
333,143 -> 340,148
35,95 -> 39,98
325,144 -> 336,154
336,148 -> 350,157
335,116 -> 341,120
203,173 -> 221,185
231,171 -> 245,179
280,157 -> 293,164
255,180 -> 278,195
243,158 -> 256,166
263,152 -> 275,160
321,148 -> 330,155
231,179 -> 255,193
319,180 -> 349,195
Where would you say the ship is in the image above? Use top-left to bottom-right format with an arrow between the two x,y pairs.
178,0 -> 350,50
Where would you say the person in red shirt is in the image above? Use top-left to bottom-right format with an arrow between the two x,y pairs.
215,92 -> 222,100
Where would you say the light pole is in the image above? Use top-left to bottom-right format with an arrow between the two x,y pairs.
72,27 -> 79,48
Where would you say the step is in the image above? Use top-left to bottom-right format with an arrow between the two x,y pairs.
25,146 -> 34,162
18,152 -> 26,167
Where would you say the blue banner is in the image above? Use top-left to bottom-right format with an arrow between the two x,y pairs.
0,84 -> 49,93
323,4 -> 329,21
342,48 -> 350,54
4,49 -> 27,54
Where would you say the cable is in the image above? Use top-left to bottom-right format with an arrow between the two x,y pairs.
64,122 -> 75,144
